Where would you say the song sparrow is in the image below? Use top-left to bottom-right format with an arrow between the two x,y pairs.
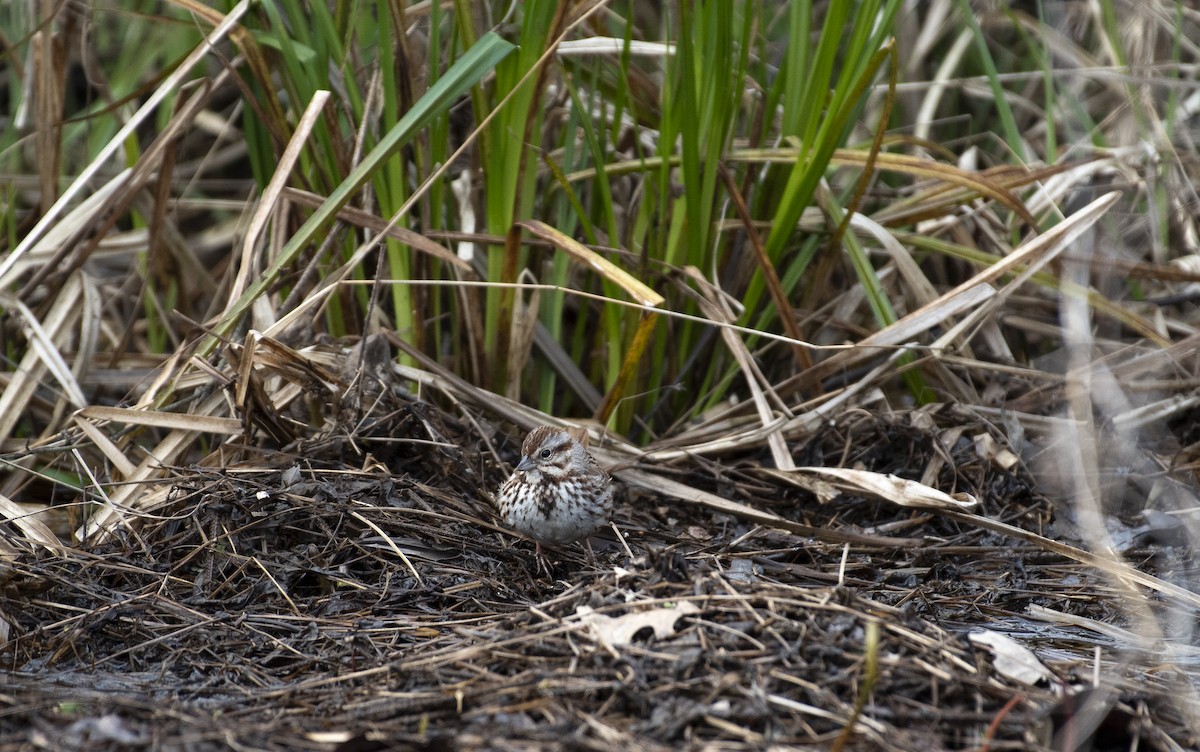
496,425 -> 613,563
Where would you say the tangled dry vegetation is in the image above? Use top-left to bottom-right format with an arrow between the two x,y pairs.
4,1 -> 1200,751
3,332 -> 1200,750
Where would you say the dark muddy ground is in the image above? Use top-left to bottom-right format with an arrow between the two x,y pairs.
2,374 -> 1199,751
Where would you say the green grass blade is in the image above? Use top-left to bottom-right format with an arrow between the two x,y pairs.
198,32 -> 516,358
952,0 -> 1027,162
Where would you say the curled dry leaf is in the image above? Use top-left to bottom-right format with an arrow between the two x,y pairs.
574,601 -> 700,650
968,630 -> 1052,686
793,467 -> 978,510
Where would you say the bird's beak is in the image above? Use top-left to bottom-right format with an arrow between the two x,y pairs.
516,456 -> 537,472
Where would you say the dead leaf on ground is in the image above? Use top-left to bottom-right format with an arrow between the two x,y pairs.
574,601 -> 700,650
969,629 -> 1052,686
792,467 -> 978,510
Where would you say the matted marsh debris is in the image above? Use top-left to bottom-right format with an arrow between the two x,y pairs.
3,374 -> 1199,751
3,0 -> 1199,748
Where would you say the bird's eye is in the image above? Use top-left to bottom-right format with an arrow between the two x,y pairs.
540,448 -> 552,459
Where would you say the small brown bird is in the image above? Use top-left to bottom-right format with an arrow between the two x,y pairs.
496,425 -> 613,567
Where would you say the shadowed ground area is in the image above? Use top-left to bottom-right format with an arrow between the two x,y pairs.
3,364 -> 1197,751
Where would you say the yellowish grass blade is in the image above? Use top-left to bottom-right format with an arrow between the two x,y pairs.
512,220 -> 664,424
0,274 -> 90,445
0,492 -> 61,550
230,91 -> 333,304
77,406 -> 242,435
